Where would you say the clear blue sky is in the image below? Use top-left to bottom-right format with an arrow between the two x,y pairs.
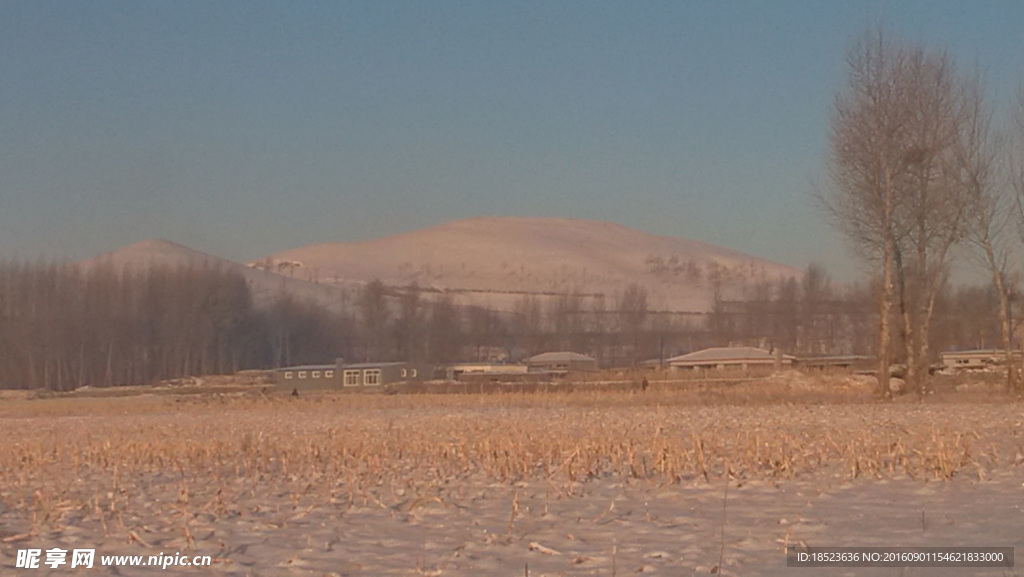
2,1 -> 1023,281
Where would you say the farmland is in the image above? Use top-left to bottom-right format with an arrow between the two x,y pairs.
1,376 -> 1023,575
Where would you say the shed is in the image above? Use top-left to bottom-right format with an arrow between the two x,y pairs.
525,352 -> 598,374
444,362 -> 529,380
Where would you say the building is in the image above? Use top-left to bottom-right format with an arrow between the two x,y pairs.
525,352 -> 598,375
276,360 -> 432,391
338,361 -> 433,387
275,364 -> 338,391
667,346 -> 795,372
939,349 -> 1021,371
444,362 -> 529,380
797,355 -> 874,372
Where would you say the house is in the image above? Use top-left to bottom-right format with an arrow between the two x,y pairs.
275,359 -> 432,391
939,349 -> 1021,371
667,346 -> 795,372
525,352 -> 598,375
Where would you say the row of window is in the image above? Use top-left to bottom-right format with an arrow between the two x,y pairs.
282,367 -> 418,385
283,370 -> 335,380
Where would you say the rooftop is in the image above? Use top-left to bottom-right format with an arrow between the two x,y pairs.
526,351 -> 597,363
940,349 -> 1016,356
340,361 -> 414,369
668,347 -> 795,364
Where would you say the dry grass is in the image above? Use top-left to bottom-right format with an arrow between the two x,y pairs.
1,377 -> 1022,540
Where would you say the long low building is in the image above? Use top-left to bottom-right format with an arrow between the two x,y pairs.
668,346 -> 795,372
444,362 -> 529,380
525,351 -> 598,375
276,360 -> 432,391
939,349 -> 1022,370
797,355 -> 874,371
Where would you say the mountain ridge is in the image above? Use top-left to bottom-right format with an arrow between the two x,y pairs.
80,217 -> 801,313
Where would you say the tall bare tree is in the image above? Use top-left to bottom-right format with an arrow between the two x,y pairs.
895,47 -> 975,394
822,30 -> 975,396
800,263 -> 833,354
426,294 -> 461,364
618,283 -> 648,365
823,31 -> 913,396
394,282 -> 424,361
961,77 -> 1019,391
359,279 -> 391,361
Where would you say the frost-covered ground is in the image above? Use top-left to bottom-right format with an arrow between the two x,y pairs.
1,380 -> 1022,576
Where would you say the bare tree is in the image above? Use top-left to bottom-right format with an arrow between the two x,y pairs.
822,30 -> 975,396
550,290 -> 585,352
800,263 -> 833,354
394,282 -> 424,361
961,76 -> 1019,391
359,279 -> 391,361
618,283 -> 648,365
426,294 -> 460,364
822,31 -> 912,396
895,47 -> 975,394
511,294 -> 544,357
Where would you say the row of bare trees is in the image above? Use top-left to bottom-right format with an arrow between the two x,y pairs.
708,264 -> 874,355
0,261 -> 258,390
354,281 -> 661,367
823,29 -> 1024,395
0,255 -> 1013,390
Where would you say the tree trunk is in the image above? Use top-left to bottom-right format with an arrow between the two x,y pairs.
879,237 -> 894,399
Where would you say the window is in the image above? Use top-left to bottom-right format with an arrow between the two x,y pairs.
298,371 -> 307,379
411,369 -> 417,378
364,369 -> 382,386
325,370 -> 334,378
312,371 -> 321,379
284,371 -> 293,380
401,369 -> 407,377
343,370 -> 360,386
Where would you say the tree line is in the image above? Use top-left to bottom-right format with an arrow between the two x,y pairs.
0,256 -> 1010,390
821,29 -> 1024,395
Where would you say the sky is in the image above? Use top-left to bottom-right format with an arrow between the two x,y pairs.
2,1 -> 1024,282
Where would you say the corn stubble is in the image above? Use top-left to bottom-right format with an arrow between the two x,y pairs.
0,388 -> 1021,536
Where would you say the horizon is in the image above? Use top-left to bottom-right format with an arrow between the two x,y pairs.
90,214 -> 805,266
3,2 -> 1023,283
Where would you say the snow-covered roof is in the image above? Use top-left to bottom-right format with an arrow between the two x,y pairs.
526,351 -> 597,363
667,347 -> 795,364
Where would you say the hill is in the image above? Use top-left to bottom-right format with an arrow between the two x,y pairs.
254,217 -> 802,312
